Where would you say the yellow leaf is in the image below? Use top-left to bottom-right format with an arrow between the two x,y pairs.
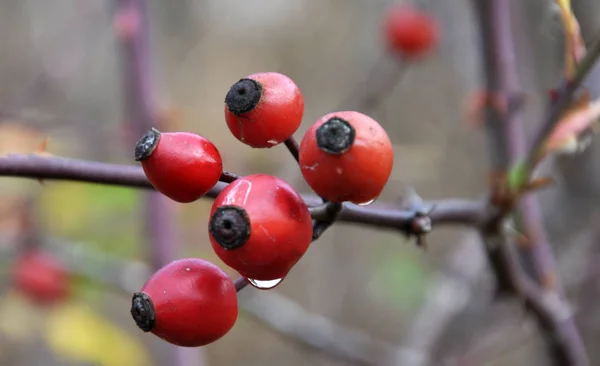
556,0 -> 586,78
45,300 -> 153,366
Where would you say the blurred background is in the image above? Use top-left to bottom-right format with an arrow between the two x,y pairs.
0,0 -> 599,365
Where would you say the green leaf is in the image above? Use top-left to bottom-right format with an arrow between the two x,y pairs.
370,249 -> 429,309
507,161 -> 528,190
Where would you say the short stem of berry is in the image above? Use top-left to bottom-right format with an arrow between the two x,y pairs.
311,202 -> 343,241
220,170 -> 240,183
283,137 -> 300,162
234,277 -> 249,291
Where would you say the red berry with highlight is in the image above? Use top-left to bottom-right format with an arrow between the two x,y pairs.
130,258 -> 238,347
383,5 -> 439,58
11,250 -> 70,305
208,174 -> 312,283
299,111 -> 394,204
224,72 -> 304,148
134,128 -> 223,203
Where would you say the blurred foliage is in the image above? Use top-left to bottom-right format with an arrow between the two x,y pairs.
368,247 -> 430,310
0,291 -> 43,343
45,300 -> 152,366
0,291 -> 152,366
39,183 -> 140,257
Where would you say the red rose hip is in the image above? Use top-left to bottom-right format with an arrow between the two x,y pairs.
208,174 -> 313,283
130,258 -> 238,347
299,111 -> 394,204
383,5 -> 439,58
134,128 -> 223,203
11,250 -> 70,305
224,72 -> 304,148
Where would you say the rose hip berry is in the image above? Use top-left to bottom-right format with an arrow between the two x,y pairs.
11,250 -> 70,305
134,127 -> 223,203
299,111 -> 394,204
224,72 -> 304,148
208,174 -> 313,283
130,258 -> 238,347
383,5 -> 439,58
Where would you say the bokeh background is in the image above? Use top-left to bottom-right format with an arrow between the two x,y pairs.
0,0 -> 599,365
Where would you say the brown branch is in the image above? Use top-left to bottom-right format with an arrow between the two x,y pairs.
0,154 -> 484,232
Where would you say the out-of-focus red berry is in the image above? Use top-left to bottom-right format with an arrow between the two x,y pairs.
383,5 -> 439,58
11,250 -> 70,305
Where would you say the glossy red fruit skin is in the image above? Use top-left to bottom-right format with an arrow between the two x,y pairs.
139,130 -> 223,203
383,5 -> 439,58
11,250 -> 70,305
209,174 -> 313,281
135,259 -> 238,347
224,72 -> 304,148
299,111 -> 394,204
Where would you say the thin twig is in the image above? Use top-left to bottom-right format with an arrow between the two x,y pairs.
336,52 -> 408,114
282,137 -> 341,239
524,36 -> 600,171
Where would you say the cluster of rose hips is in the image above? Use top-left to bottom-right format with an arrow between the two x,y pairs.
130,4 -> 439,348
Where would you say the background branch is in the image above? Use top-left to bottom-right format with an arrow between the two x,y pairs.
113,0 -> 201,364
39,237 -> 405,366
472,0 -> 589,364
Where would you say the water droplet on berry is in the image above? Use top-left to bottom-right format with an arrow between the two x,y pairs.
246,278 -> 283,290
357,198 -> 377,206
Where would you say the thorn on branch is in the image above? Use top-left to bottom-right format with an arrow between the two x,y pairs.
397,188 -> 433,248
401,205 -> 434,249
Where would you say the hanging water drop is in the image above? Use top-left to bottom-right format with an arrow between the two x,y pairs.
246,278 -> 283,290
357,198 -> 377,206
